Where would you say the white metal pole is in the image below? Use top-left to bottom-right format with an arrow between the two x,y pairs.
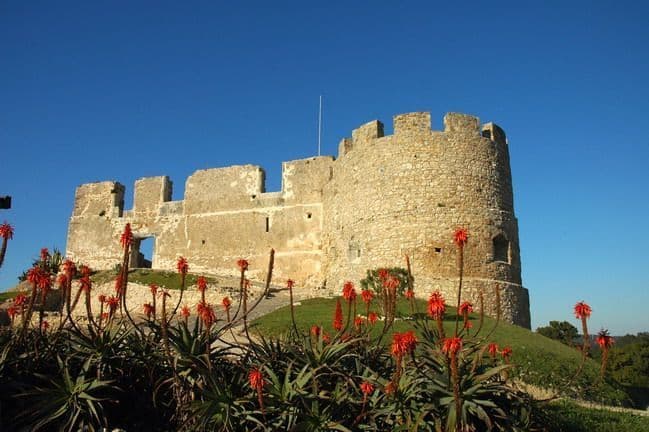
318,95 -> 322,156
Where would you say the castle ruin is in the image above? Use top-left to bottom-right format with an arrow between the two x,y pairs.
66,111 -> 531,328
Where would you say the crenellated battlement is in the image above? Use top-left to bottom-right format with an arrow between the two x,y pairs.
337,111 -> 507,158
66,108 -> 529,328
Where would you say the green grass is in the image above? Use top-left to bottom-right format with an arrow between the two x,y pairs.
544,400 -> 649,432
251,297 -> 629,405
0,291 -> 20,302
91,269 -> 220,289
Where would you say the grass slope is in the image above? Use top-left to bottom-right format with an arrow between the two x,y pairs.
251,297 -> 629,405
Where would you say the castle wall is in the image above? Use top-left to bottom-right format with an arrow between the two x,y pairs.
66,110 -> 530,327
66,157 -> 334,287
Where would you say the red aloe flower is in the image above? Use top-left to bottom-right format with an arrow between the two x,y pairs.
222,297 -> 232,310
377,268 -> 389,280
427,291 -> 446,319
342,281 -> 357,302
14,294 -> 26,306
150,284 -> 158,296
453,228 -> 468,248
197,276 -> 207,293
596,329 -> 614,350
501,346 -> 513,362
384,381 -> 396,395
0,222 -> 14,240
181,305 -> 190,320
311,325 -> 321,337
383,276 -> 399,290
574,301 -> 592,320
367,312 -> 379,325
41,320 -> 49,331
237,259 -> 249,272
322,332 -> 331,343
391,330 -> 418,358
37,272 -> 52,292
459,301 -> 473,316
488,342 -> 499,358
287,279 -> 295,289
27,266 -> 44,285
40,248 -> 50,263
63,259 -> 76,276
143,303 -> 154,319
120,223 -> 133,249
57,273 -> 68,288
79,275 -> 91,293
98,294 -> 106,303
249,367 -> 266,413
442,337 -> 463,356
114,276 -> 123,295
106,296 -> 119,316
361,289 -> 374,304
354,315 -> 363,330
360,381 -> 374,397
7,305 -> 18,320
249,367 -> 265,391
404,289 -> 414,299
177,256 -> 189,275
80,265 -> 91,277
333,299 -> 344,331
197,302 -> 216,328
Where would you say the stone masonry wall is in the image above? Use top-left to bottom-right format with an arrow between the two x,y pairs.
66,111 -> 530,328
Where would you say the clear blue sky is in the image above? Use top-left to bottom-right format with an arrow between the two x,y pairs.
1,1 -> 648,335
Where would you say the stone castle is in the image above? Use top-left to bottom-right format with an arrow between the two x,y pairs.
66,111 -> 531,328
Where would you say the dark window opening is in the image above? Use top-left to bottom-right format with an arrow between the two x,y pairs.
265,217 -> 270,233
251,194 -> 257,200
493,234 -> 510,263
201,239 -> 206,245
434,247 -> 442,253
306,212 -> 312,219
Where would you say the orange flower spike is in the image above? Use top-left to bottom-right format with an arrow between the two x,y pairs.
149,284 -> 158,296
143,303 -> 154,318
488,342 -> 499,358
427,291 -> 446,319
222,296 -> 232,311
40,248 -> 50,263
333,299 -> 344,331
442,337 -> 463,356
453,228 -> 468,248
98,294 -> 106,303
404,289 -> 414,299
57,273 -> 68,288
354,315 -> 363,330
287,279 -> 295,289
311,325 -> 321,337
249,367 -> 265,391
596,329 -> 614,350
367,312 -> 379,325
120,223 -> 133,249
181,305 -> 190,320
197,276 -> 207,293
574,301 -> 592,320
0,222 -> 14,240
377,268 -> 389,280
360,381 -> 374,397
176,256 -> 189,275
342,281 -> 357,302
501,346 -> 513,362
237,258 -> 249,272
459,301 -> 473,316
361,289 -> 374,304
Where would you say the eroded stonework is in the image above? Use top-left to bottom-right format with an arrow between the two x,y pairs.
66,111 -> 531,328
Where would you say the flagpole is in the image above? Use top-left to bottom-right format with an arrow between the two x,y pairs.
318,95 -> 322,156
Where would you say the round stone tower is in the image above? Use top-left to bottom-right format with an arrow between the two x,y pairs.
321,111 -> 530,328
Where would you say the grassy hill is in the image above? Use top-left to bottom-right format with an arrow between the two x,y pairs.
251,297 -> 629,406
